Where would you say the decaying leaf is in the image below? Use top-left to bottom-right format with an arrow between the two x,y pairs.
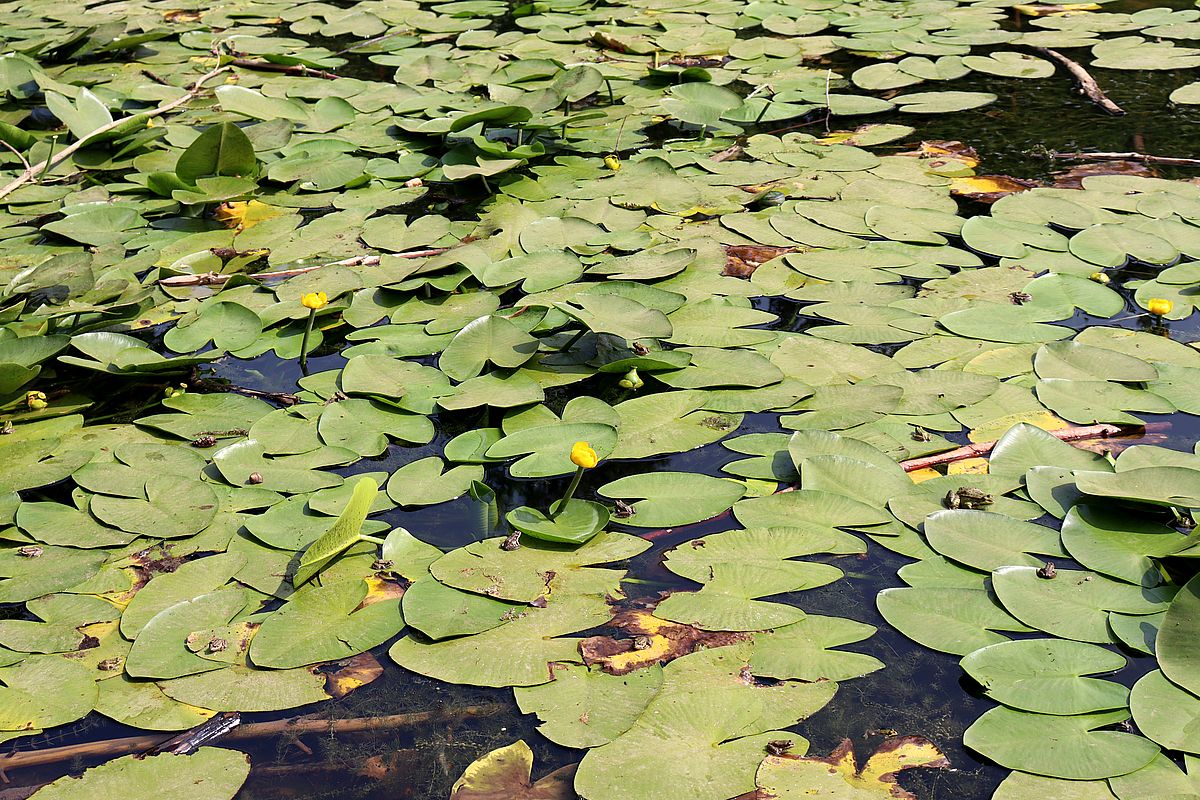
450,740 -> 576,800
324,652 -> 385,699
579,608 -> 749,675
756,736 -> 951,799
949,175 -> 1039,202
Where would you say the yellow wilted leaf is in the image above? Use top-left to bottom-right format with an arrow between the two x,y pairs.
451,740 -> 576,800
757,736 -> 951,799
950,175 -> 1037,200
947,457 -> 989,475
359,576 -> 405,608
815,131 -> 855,145
968,410 -> 1068,443
163,9 -> 201,22
907,467 -> 942,484
90,566 -> 144,609
1013,2 -> 1100,15
214,200 -> 285,232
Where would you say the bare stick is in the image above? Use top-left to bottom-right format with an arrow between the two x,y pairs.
0,141 -> 30,173
1050,150 -> 1200,167
898,423 -> 1161,473
157,248 -> 451,288
1032,47 -> 1124,116
229,59 -> 340,81
0,705 -> 503,773
0,66 -> 231,201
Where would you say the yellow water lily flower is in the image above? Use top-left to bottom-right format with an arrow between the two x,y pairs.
1089,272 -> 1110,284
570,441 -> 599,469
301,291 -> 328,310
25,391 -> 47,411
1147,298 -> 1173,317
604,154 -> 621,171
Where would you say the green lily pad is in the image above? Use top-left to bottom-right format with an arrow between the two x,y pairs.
960,638 -> 1128,715
963,707 -> 1158,780
27,749 -> 249,800
992,566 -> 1174,643
596,472 -> 743,527
506,499 -> 610,545
1130,669 -> 1200,754
251,577 -> 403,668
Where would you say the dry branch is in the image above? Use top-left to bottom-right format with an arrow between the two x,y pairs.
1050,150 -> 1200,167
898,422 -> 1155,473
0,704 -> 503,774
1032,47 -> 1125,116
0,66 -> 231,201
157,248 -> 451,288
229,59 -> 341,81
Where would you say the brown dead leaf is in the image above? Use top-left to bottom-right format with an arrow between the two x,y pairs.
579,608 -> 748,675
324,652 -> 385,699
724,244 -> 793,278
1053,159 -> 1156,189
900,140 -> 981,168
163,9 -> 201,22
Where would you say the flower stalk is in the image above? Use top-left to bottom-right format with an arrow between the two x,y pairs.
298,292 -> 327,372
551,441 -> 598,520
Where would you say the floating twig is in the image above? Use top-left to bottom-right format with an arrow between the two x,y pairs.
1050,150 -> 1200,167
157,249 -> 451,288
1031,47 -> 1124,116
898,422 -> 1160,473
0,705 -> 504,773
229,59 -> 341,81
0,66 -> 231,201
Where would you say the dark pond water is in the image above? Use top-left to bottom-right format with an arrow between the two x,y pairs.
10,3 -> 1200,797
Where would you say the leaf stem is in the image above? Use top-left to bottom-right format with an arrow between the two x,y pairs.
557,327 -> 588,352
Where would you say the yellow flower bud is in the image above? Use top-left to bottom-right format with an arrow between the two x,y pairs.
301,291 -> 328,310
570,441 -> 599,469
25,391 -> 47,411
618,368 -> 643,390
1089,272 -> 1110,284
1147,298 -> 1173,317
604,154 -> 621,171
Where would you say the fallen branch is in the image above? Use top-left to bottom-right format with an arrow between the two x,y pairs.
898,423 -> 1159,473
1032,47 -> 1124,116
158,248 -> 450,288
0,65 -> 231,201
0,705 -> 503,774
229,59 -> 341,81
1050,150 -> 1200,167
